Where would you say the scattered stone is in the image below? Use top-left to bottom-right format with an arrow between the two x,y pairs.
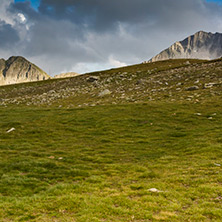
148,188 -> 162,193
214,163 -> 221,167
49,156 -> 55,159
208,117 -> 213,120
204,83 -> 217,89
6,128 -> 15,133
186,86 -> 199,91
87,76 -> 100,82
195,113 -> 202,116
98,89 -> 111,97
58,157 -> 63,160
136,80 -> 143,85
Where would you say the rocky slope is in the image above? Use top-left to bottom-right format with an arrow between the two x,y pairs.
54,72 -> 79,79
0,56 -> 50,85
1,58 -> 222,107
149,31 -> 222,62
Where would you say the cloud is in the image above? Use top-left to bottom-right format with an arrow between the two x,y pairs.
0,0 -> 14,25
18,13 -> 26,23
108,55 -> 127,68
0,0 -> 222,75
0,20 -> 20,49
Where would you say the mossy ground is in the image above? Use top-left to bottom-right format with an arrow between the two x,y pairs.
0,100 -> 222,221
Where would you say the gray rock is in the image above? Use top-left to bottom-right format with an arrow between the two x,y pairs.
204,82 -> 217,89
186,86 -> 199,91
136,80 -> 143,85
87,76 -> 100,82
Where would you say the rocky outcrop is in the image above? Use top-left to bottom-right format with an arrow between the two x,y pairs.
148,31 -> 222,62
54,72 -> 79,79
0,56 -> 50,85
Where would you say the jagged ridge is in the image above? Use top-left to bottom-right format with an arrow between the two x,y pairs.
148,31 -> 222,62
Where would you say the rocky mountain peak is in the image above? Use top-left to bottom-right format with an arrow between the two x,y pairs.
148,31 -> 222,62
0,56 -> 50,85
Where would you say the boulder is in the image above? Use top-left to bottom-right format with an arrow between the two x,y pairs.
87,76 -> 100,82
185,86 -> 199,91
98,89 -> 111,97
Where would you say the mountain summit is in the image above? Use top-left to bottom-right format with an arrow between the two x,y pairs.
0,56 -> 50,85
148,31 -> 222,62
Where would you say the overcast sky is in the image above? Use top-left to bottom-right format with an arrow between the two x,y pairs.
0,0 -> 222,76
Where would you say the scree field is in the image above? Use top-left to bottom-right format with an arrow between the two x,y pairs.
0,59 -> 222,221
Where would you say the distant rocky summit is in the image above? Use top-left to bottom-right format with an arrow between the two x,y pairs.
0,56 -> 50,86
54,72 -> 79,79
148,31 -> 222,62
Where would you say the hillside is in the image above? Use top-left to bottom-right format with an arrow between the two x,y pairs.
1,59 -> 222,221
0,56 -> 50,86
149,31 -> 222,62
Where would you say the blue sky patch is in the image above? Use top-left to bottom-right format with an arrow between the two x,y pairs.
14,0 -> 41,10
206,0 -> 222,4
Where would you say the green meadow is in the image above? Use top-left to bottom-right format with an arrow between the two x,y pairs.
0,101 -> 222,221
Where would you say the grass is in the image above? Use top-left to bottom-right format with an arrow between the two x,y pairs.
0,101 -> 222,221
1,58 -> 222,221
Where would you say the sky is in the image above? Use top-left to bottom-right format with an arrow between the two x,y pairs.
0,0 -> 221,75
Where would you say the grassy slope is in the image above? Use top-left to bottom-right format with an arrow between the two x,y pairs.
0,59 -> 222,221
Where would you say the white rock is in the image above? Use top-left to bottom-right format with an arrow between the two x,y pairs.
148,188 -> 162,193
6,128 -> 15,133
214,163 -> 221,167
98,89 -> 111,97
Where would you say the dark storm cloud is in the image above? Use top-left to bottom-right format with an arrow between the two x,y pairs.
11,0 -> 221,34
0,20 -> 20,49
37,0 -> 221,32
1,0 -> 222,74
